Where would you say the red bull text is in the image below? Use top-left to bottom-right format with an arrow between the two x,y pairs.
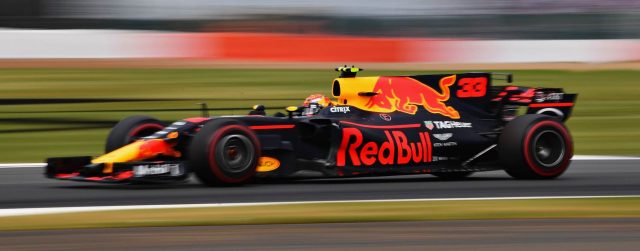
337,128 -> 432,167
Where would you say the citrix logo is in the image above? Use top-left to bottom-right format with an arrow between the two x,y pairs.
330,106 -> 351,113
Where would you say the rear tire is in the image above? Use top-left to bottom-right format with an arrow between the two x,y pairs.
431,172 -> 473,180
499,114 -> 573,179
105,115 -> 165,153
188,119 -> 260,186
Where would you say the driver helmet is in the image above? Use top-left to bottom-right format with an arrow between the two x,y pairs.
302,94 -> 331,116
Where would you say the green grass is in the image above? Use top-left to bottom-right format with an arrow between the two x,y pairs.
0,68 -> 639,162
0,197 -> 638,231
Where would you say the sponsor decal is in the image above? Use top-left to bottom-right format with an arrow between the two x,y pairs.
167,131 -> 179,139
364,75 -> 460,119
432,156 -> 450,161
337,128 -> 432,167
433,142 -> 458,148
133,163 -> 183,177
535,108 -> 564,118
425,121 -> 435,130
535,92 -> 564,102
379,114 -> 392,121
425,121 -> 472,130
330,106 -> 351,113
433,133 -> 452,141
256,156 -> 280,172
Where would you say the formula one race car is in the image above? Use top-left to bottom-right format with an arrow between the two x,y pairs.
46,67 -> 577,185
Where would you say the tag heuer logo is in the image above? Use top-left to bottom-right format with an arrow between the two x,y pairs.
425,121 -> 434,130
425,120 -> 472,130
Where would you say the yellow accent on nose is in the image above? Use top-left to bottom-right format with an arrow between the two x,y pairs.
91,139 -> 179,171
92,141 -> 146,164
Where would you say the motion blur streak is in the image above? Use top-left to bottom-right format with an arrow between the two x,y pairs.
1,195 -> 638,218
2,1 -> 640,62
0,31 -> 639,63
2,219 -> 639,251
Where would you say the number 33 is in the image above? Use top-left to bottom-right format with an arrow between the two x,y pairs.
457,77 -> 487,98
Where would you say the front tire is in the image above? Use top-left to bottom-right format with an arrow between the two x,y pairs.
188,119 -> 260,186
105,115 -> 165,153
499,114 -> 573,179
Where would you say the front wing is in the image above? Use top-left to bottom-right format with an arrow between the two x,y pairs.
45,157 -> 189,183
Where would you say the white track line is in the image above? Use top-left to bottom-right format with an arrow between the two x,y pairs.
0,163 -> 45,168
571,155 -> 640,160
0,195 -> 638,217
0,155 -> 638,169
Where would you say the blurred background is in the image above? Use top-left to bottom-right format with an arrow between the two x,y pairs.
0,0 -> 639,162
2,0 -> 640,61
2,0 -> 640,38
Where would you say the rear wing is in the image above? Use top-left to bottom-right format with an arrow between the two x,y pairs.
527,89 -> 577,120
492,86 -> 577,121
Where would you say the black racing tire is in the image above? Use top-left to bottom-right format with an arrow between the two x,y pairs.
105,115 -> 165,153
431,172 -> 474,180
188,119 -> 260,186
499,114 -> 573,179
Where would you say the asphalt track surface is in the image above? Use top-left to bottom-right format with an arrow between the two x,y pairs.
0,159 -> 638,209
2,218 -> 639,251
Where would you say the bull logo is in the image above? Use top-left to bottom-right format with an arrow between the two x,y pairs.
364,75 -> 460,119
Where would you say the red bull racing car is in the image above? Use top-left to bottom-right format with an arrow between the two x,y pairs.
46,67 -> 577,186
